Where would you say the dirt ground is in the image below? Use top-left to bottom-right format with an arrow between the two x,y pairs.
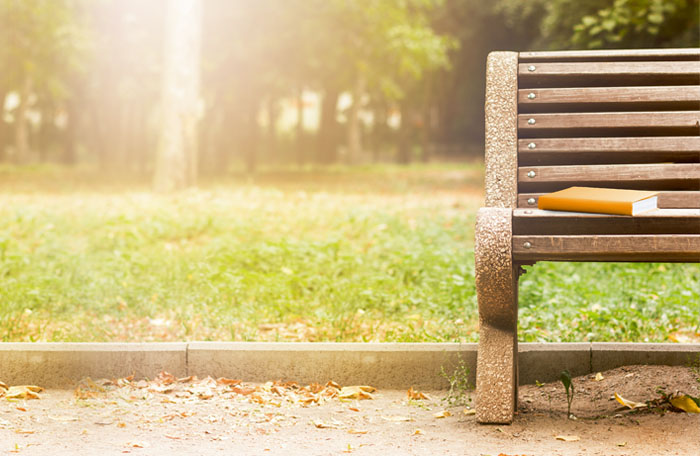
1,365 -> 698,456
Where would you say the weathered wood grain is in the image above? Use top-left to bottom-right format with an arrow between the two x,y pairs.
517,137 -> 700,165
518,111 -> 700,130
512,235 -> 700,262
518,86 -> 700,105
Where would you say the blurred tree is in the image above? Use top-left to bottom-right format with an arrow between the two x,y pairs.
154,0 -> 201,191
495,0 -> 699,50
319,0 -> 454,163
0,0 -> 88,163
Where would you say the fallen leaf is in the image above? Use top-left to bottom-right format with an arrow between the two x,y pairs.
155,371 -> 177,385
231,386 -> 256,396
117,422 -> 126,428
148,385 -> 173,394
311,419 -> 337,429
617,442 -> 627,447
339,386 -> 376,400
14,429 -> 35,434
407,387 -> 429,400
433,410 -> 451,419
164,434 -> 182,440
126,442 -> 149,448
594,372 -> 604,381
614,393 -> 647,410
0,381 -> 7,391
216,377 -> 242,386
555,435 -> 580,442
413,428 -> 425,435
669,393 -> 700,413
463,409 -> 476,416
5,386 -> 42,400
326,381 -> 341,390
347,429 -> 368,434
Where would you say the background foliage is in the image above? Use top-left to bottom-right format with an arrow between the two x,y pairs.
0,0 -> 697,172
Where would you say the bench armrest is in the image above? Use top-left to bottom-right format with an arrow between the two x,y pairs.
484,51 -> 519,209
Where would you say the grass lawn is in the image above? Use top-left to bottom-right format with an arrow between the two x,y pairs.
0,164 -> 698,343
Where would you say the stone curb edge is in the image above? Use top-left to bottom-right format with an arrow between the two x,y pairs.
1,342 -> 698,389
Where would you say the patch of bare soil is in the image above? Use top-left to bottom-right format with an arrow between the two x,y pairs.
0,365 -> 698,456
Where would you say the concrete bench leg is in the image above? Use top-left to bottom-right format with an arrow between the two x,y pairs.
475,207 -> 518,424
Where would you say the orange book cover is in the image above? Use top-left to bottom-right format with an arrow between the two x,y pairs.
537,187 -> 659,215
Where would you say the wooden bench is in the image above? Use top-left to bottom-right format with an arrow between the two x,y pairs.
474,48 -> 700,424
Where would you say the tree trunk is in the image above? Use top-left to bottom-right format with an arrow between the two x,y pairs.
347,77 -> 365,164
14,76 -> 32,163
245,104 -> 258,174
0,89 -> 7,162
296,87 -> 305,167
153,0 -> 202,192
266,97 -> 278,162
317,86 -> 340,164
397,101 -> 411,165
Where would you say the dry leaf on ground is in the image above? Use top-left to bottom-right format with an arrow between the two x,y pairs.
5,385 -> 43,400
594,372 -> 604,381
614,392 -> 647,410
413,428 -> 425,435
463,409 -> 476,416
407,387 -> 429,400
669,394 -> 700,413
555,435 -> 580,442
311,419 -> 340,429
338,386 -> 376,400
432,410 -> 451,419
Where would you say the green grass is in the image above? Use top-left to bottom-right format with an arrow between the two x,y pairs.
0,164 -> 698,343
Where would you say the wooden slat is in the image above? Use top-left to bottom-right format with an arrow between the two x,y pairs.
518,137 -> 700,165
512,235 -> 700,262
518,86 -> 700,105
518,191 -> 700,209
513,209 -> 700,235
518,62 -> 700,77
518,137 -> 700,153
519,48 -> 700,62
518,111 -> 700,130
518,163 -> 700,191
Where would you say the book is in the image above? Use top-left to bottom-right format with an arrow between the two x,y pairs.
537,187 -> 659,216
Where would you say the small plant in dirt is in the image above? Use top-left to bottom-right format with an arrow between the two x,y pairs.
440,357 -> 473,407
560,370 -> 575,419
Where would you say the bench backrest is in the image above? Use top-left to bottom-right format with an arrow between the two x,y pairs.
510,49 -> 700,210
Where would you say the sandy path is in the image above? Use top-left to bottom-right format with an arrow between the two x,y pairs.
1,365 -> 698,455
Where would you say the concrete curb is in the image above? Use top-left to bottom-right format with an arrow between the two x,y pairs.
1,342 -> 698,389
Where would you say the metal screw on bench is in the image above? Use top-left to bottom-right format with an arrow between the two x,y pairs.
527,170 -> 536,178
527,198 -> 536,205
527,92 -> 536,99
527,142 -> 536,149
523,241 -> 532,249
527,65 -> 536,72
527,118 -> 536,125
